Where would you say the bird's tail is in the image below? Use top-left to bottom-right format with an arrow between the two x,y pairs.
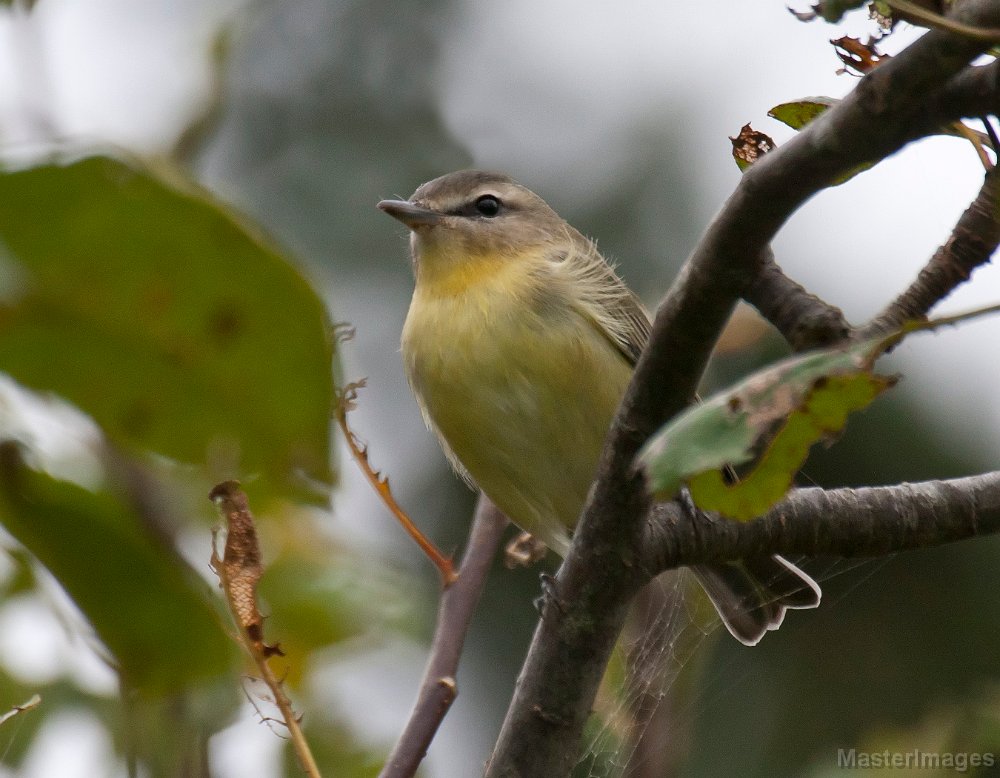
692,555 -> 821,646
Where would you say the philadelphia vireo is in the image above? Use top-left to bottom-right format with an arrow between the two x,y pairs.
378,170 -> 819,645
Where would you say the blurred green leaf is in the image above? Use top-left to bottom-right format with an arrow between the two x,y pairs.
0,446 -> 237,693
256,510 -> 424,687
259,554 -> 366,677
0,153 -> 335,496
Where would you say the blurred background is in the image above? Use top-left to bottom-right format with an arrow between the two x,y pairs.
0,1 -> 999,776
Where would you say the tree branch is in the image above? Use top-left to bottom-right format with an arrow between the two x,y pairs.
380,495 -> 507,778
485,4 -> 1000,776
743,248 -> 851,350
925,59 -> 1000,124
642,472 -> 1000,573
862,166 -> 1000,337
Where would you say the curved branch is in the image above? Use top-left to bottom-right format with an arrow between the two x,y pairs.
862,166 -> 1000,337
485,4 -> 1000,776
380,496 -> 507,778
642,472 -> 1000,573
743,249 -> 851,350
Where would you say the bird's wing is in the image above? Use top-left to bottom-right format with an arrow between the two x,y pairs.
551,229 -> 651,367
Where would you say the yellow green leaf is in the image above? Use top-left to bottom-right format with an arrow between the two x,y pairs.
768,97 -> 837,130
636,304 -> 1000,520
686,372 -> 894,519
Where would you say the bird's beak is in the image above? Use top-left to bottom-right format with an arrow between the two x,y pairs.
377,199 -> 443,229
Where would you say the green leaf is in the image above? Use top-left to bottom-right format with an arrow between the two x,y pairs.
636,304 -> 1000,520
0,446 -> 238,693
762,97 -> 876,185
768,97 -> 837,130
685,371 -> 894,519
0,153 -> 335,496
767,97 -> 991,182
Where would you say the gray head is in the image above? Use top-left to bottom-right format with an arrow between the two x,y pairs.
378,170 -> 576,266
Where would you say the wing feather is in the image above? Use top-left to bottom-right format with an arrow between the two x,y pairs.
549,227 -> 651,367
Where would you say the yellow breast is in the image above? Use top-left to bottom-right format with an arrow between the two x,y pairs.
400,253 -> 633,554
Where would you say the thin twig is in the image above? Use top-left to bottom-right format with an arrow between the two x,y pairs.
886,0 -> 1000,41
0,694 -> 40,726
862,166 -> 1000,338
949,119 -> 995,170
209,481 -> 321,778
334,380 -> 457,586
380,495 -> 508,778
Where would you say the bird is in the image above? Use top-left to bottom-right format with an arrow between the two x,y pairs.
378,169 -> 820,645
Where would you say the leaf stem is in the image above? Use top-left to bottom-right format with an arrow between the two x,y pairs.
886,0 -> 1000,41
334,381 -> 457,586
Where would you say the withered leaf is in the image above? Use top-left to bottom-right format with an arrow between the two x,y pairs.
832,35 -> 890,75
731,124 -> 777,171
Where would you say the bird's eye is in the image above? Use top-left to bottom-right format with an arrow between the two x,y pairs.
474,195 -> 501,217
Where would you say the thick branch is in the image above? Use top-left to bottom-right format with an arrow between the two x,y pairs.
642,472 -> 1000,573
744,249 -> 851,350
485,5 -> 1000,776
381,496 -> 507,778
922,59 -> 1000,122
863,166 -> 1000,337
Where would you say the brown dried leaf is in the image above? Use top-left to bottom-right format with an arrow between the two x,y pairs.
832,35 -> 890,75
208,481 -> 321,777
731,124 -> 777,171
209,480 -> 265,643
